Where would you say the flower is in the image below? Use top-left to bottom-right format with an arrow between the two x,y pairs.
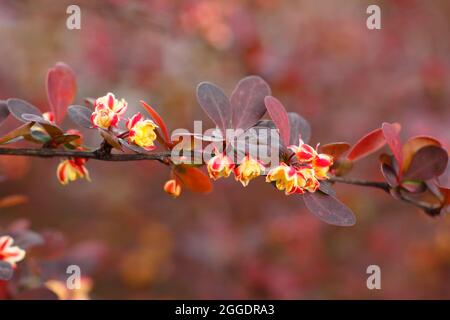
0,236 -> 26,268
42,111 -> 55,123
266,163 -> 302,195
313,153 -> 333,180
91,93 -> 127,129
288,139 -> 316,162
234,155 -> 265,186
57,158 -> 90,185
164,179 -> 181,197
126,113 -> 158,150
45,277 -> 93,300
297,166 -> 320,192
207,151 -> 234,180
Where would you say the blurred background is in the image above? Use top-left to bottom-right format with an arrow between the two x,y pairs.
0,0 -> 449,299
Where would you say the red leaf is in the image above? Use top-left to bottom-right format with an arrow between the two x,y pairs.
264,96 -> 290,145
382,122 -> 403,173
402,135 -> 441,173
303,192 -> 356,226
320,142 -> 350,159
347,127 -> 386,162
140,100 -> 170,146
46,62 -> 77,124
404,145 -> 448,181
174,165 -> 213,193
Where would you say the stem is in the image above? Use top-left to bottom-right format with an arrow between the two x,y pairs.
329,176 -> 390,193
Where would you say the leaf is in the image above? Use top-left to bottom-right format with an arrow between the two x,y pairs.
174,165 -> 213,193
288,112 -> 311,145
140,100 -> 170,145
0,261 -> 13,281
382,122 -> 403,172
46,62 -> 77,123
404,145 -> 448,181
0,122 -> 34,144
51,134 -> 81,146
119,138 -> 151,154
99,129 -> 122,151
320,142 -> 350,159
318,181 -> 336,196
0,100 -> 10,126
347,127 -> 386,162
6,98 -> 42,122
381,162 -> 398,187
67,105 -> 93,128
264,96 -> 290,145
401,180 -> 426,194
0,195 -> 28,208
196,82 -> 231,135
402,136 -> 442,173
303,191 -> 356,226
231,75 -> 271,131
21,114 -> 64,137
11,230 -> 44,249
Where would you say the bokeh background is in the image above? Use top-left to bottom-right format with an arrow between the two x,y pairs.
1,0 -> 450,299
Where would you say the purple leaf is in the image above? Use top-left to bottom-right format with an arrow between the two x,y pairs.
230,75 -> 271,131
404,145 -> 448,181
264,96 -> 290,145
21,113 -> 64,137
0,100 -> 10,126
0,261 -> 14,281
288,112 -> 311,145
303,192 -> 356,226
7,98 -> 42,122
67,105 -> 93,129
196,82 -> 231,135
381,162 -> 398,187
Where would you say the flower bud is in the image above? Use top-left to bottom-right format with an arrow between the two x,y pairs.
164,179 -> 182,197
57,158 -> 90,185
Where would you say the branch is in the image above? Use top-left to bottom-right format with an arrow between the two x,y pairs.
0,147 -> 171,162
329,176 -> 442,215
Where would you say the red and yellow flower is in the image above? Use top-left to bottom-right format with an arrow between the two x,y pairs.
266,163 -> 302,195
312,153 -> 333,180
207,151 -> 234,180
91,93 -> 127,129
42,111 -> 55,123
126,113 -> 158,150
0,235 -> 26,268
234,155 -> 265,186
57,157 -> 90,185
288,139 -> 316,162
164,179 -> 182,197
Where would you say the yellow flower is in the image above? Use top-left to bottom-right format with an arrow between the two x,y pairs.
0,235 -> 26,268
266,163 -> 300,195
207,151 -> 234,180
94,92 -> 127,115
57,158 -> 90,185
126,113 -> 158,150
164,179 -> 182,197
45,277 -> 93,300
234,155 -> 265,186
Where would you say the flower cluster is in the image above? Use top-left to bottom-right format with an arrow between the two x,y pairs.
0,236 -> 26,268
204,140 -> 333,196
266,140 -> 333,195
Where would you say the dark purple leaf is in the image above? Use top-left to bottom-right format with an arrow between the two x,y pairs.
21,113 -> 64,137
404,145 -> 448,181
100,129 -> 122,151
318,181 -> 336,196
0,100 -> 10,126
230,75 -> 271,131
303,192 -> 356,226
67,105 -> 93,129
6,98 -> 42,122
196,82 -> 231,135
11,230 -> 44,249
264,96 -> 290,145
119,138 -> 152,154
288,112 -> 311,145
0,261 -> 14,281
381,162 -> 398,187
